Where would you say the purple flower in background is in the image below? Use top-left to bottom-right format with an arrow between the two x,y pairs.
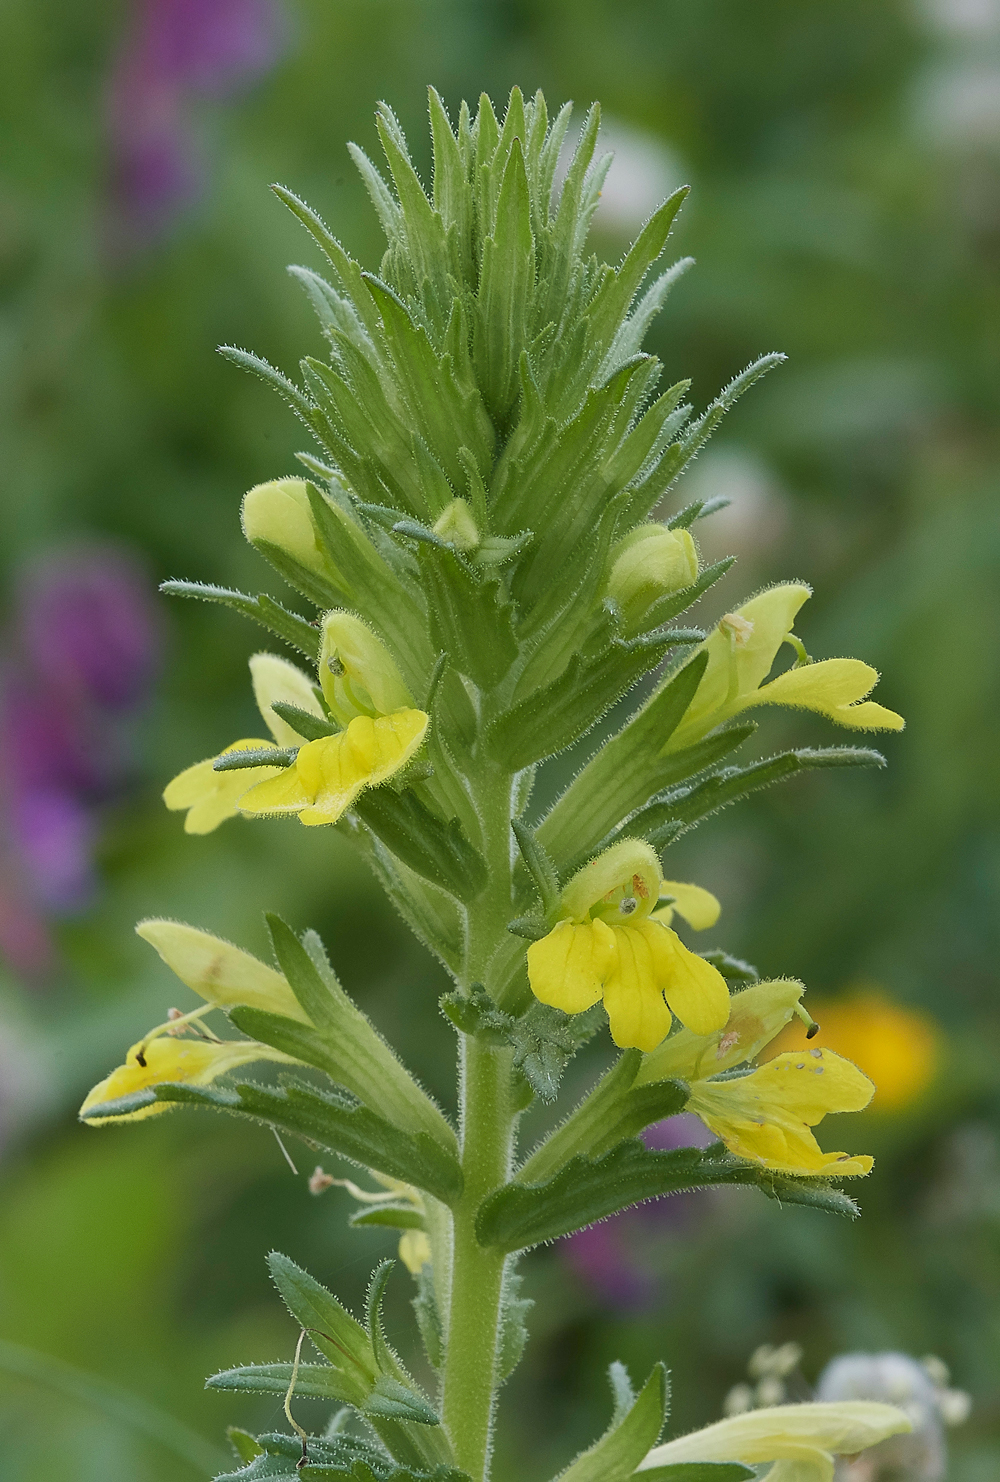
0,546 -> 161,977
562,1114 -> 715,1309
106,0 -> 287,249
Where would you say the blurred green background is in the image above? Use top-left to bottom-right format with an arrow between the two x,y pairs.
1,0 -> 999,1476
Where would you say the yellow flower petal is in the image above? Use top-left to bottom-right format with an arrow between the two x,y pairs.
135,919 -> 308,1023
637,979 -> 805,1085
235,761 -> 312,816
562,839 -> 661,922
320,611 -> 414,724
80,1036 -> 292,1124
602,923 -> 675,1052
297,708 -> 429,825
249,652 -> 325,746
398,1229 -> 432,1275
669,584 -> 812,748
163,739 -> 284,834
644,924 -> 730,1036
527,919 -> 614,1014
654,880 -> 721,931
687,1047 -> 875,1176
751,657 -> 905,732
638,1401 -> 911,1475
239,708 -> 429,826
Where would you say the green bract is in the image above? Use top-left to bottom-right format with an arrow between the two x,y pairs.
79,89 -> 906,1482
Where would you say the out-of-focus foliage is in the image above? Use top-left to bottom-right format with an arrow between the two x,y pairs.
0,1 -> 997,1479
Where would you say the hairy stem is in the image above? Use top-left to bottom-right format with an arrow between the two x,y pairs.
440,761 -> 516,1480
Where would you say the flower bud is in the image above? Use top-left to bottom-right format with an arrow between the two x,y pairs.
319,611 -> 413,724
432,498 -> 480,552
606,524 -> 699,627
241,478 -> 328,577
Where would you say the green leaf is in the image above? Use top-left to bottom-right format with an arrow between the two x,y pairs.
487,636 -> 673,771
353,788 -> 488,903
511,819 -> 560,915
476,1139 -> 860,1252
227,1428 -> 265,1462
150,1078 -> 464,1205
559,1363 -> 669,1482
209,1362 -> 349,1400
268,702 -> 338,742
496,1270 -> 533,1383
263,915 -> 457,1152
621,746 -> 887,841
219,345 -> 315,426
412,1265 -> 445,1371
440,989 -> 602,1102
420,547 -> 518,688
367,1374 -> 440,1427
697,951 -> 759,983
506,1002 -> 606,1103
214,746 -> 297,771
267,1253 -> 375,1401
160,581 -> 321,663
350,1203 -> 425,1231
475,137 -> 535,424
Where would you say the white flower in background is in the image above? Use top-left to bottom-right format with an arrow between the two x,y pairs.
917,0 -> 1000,36
557,116 -> 687,234
817,1351 -> 971,1481
668,445 -> 789,569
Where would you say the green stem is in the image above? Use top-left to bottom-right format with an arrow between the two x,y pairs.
442,1037 -> 513,1480
440,761 -> 516,1481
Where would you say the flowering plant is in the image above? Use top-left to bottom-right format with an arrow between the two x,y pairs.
82,89 -> 910,1480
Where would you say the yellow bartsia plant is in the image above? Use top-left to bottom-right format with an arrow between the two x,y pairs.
81,91 -> 912,1482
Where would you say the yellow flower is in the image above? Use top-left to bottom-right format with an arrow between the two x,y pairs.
398,1229 -> 432,1274
163,737 -> 285,834
526,841 -> 730,1052
163,651 -> 322,833
687,1049 -> 875,1176
238,708 -> 429,826
636,978 -> 876,1177
637,1400 -> 911,1482
164,629 -> 429,833
80,1033 -> 294,1124
669,583 -> 905,750
135,919 -> 309,1023
242,477 -> 330,578
763,986 -> 939,1112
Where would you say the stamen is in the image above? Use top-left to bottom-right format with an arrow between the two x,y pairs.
632,873 -> 649,899
793,1002 -> 821,1039
283,1328 -> 309,1469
